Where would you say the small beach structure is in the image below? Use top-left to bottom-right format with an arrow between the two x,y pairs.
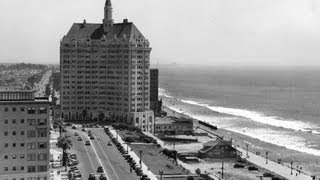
198,139 -> 239,159
155,116 -> 194,135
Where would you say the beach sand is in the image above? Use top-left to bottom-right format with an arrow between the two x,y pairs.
162,104 -> 320,177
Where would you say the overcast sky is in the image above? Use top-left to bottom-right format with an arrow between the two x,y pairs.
0,0 -> 320,66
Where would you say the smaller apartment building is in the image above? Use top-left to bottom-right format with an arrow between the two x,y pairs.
155,116 -> 193,135
0,90 -> 50,180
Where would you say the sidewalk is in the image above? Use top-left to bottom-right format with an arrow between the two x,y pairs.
109,128 -> 158,180
237,147 -> 314,180
145,132 -> 314,180
50,130 -> 68,180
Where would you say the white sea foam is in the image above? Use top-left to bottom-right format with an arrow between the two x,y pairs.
159,88 -> 174,98
228,128 -> 320,156
180,99 -> 315,132
166,105 -> 320,156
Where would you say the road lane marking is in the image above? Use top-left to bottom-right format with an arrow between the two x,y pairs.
78,130 -> 111,180
95,136 -> 121,180
79,134 -> 95,172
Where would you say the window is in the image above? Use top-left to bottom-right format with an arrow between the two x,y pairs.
27,119 -> 36,126
38,165 -> 47,172
20,143 -> 25,147
27,107 -> 36,114
12,166 -> 16,171
38,142 -> 47,149
4,131 -> 8,136
13,143 -> 16,147
12,154 -> 16,159
4,143 -> 8,148
4,119 -> 8,124
38,154 -> 47,161
20,119 -> 25,123
27,166 -> 36,172
20,166 -> 24,171
27,131 -> 36,138
38,130 -> 47,138
27,154 -> 36,161
4,167 -> 8,171
4,155 -> 8,159
12,107 -> 16,112
38,107 -> 47,114
4,107 -> 8,112
37,119 -> 47,126
12,119 -> 16,124
12,131 -> 16,135
20,107 -> 25,111
20,154 -> 25,159
27,142 -> 36,149
21,131 -> 25,135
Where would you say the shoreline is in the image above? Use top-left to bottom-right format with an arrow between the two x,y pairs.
162,105 -> 320,177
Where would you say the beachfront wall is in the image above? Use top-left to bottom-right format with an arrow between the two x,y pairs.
198,140 -> 238,159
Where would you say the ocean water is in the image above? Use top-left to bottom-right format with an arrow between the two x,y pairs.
158,65 -> 320,156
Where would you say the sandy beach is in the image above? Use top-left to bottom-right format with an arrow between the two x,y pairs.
161,103 -> 320,177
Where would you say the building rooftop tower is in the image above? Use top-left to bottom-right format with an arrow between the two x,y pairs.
103,0 -> 114,32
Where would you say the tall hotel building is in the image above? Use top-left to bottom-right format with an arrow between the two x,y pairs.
0,90 -> 50,180
60,0 -> 154,132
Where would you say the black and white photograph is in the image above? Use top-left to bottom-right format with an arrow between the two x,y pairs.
0,0 -> 320,180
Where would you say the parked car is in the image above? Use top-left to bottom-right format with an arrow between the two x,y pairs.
233,163 -> 245,168
107,141 -> 112,146
78,137 -> 83,141
70,154 -> 77,159
90,136 -> 95,140
72,126 -> 77,129
248,166 -> 259,171
82,128 -> 86,132
89,173 -> 97,180
97,166 -> 104,173
85,141 -> 91,146
99,174 -> 107,180
74,132 -> 79,136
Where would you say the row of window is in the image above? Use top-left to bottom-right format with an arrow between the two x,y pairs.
4,142 -> 47,149
3,153 -> 47,161
3,130 -> 47,138
4,119 -> 47,126
3,165 -> 47,173
4,177 -> 47,180
2,107 -> 47,114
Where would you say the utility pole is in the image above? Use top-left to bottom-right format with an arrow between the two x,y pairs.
221,161 -> 224,179
246,143 -> 249,157
139,150 -> 143,168
265,151 -> 269,164
290,161 -> 293,175
159,169 -> 164,180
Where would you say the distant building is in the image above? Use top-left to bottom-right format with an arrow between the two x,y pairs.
52,105 -> 61,121
0,90 -> 50,180
60,0 -> 154,132
198,139 -> 239,159
155,116 -> 193,135
150,69 -> 161,116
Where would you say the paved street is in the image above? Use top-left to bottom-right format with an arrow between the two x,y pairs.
67,127 -> 140,180
35,70 -> 51,97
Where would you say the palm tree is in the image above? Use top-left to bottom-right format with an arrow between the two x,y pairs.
56,136 -> 73,170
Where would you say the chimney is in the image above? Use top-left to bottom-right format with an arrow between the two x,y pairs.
81,19 -> 86,28
123,19 -> 128,24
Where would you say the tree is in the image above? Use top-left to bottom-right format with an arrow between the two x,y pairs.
195,168 -> 201,175
98,112 -> 105,122
187,176 -> 194,180
82,109 -> 88,120
56,136 -> 73,170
